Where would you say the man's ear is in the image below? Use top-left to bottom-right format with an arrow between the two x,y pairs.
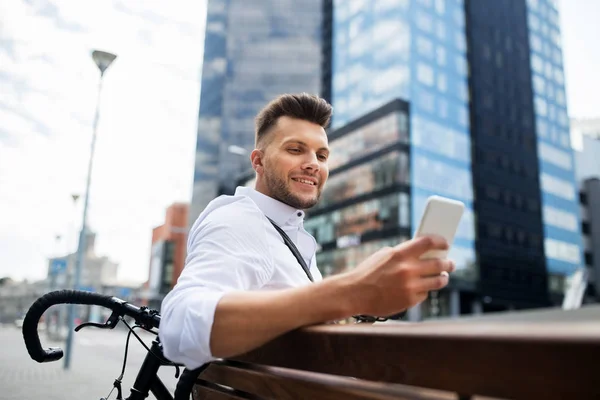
250,149 -> 264,174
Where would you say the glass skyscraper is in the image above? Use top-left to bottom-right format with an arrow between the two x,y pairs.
331,0 -> 477,280
190,0 -> 327,224
324,0 -> 583,313
526,0 -> 583,277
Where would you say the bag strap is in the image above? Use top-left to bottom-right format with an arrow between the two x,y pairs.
267,217 -> 388,324
267,217 -> 314,282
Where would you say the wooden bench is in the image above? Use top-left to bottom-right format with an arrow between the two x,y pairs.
190,306 -> 600,399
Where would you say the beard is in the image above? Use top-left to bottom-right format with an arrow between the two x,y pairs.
264,169 -> 322,209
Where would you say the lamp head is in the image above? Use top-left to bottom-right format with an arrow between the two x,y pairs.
92,50 -> 117,75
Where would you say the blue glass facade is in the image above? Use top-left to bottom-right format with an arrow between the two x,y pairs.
526,0 -> 583,275
332,0 -> 476,280
190,0 -> 325,224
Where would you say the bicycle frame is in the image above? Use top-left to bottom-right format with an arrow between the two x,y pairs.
127,339 -> 173,400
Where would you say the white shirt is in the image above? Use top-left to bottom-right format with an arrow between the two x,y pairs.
158,186 -> 323,369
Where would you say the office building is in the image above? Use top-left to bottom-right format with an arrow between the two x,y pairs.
571,117 -> 600,151
315,0 -> 583,316
146,203 -> 189,309
46,230 -> 119,292
574,133 -> 600,303
189,0 -> 330,225
579,178 -> 600,303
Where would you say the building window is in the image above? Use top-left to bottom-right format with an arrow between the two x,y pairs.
417,36 -> 434,58
531,34 -> 542,53
316,235 -> 407,276
453,8 -> 464,28
437,72 -> 447,93
540,173 -> 576,200
412,116 -> 470,162
417,89 -> 436,113
544,238 -> 581,264
306,193 -> 405,244
399,192 -> 410,228
531,54 -> 543,74
537,118 -> 548,138
328,111 -> 408,169
543,205 -> 578,232
582,222 -> 590,235
487,222 -> 502,238
535,96 -> 548,116
533,74 -> 545,95
539,141 -> 572,170
416,10 -> 434,33
455,31 -> 466,52
417,62 -> 435,86
316,150 -> 409,210
413,155 -> 473,201
436,45 -> 446,66
436,20 -> 446,40
434,0 -> 445,15
584,251 -> 593,266
455,55 -> 467,75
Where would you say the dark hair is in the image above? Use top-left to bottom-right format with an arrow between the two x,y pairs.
254,93 -> 333,147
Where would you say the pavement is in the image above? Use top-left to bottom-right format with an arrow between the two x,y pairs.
0,324 -> 180,400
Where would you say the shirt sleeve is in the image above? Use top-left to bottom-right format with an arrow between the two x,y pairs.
158,200 -> 275,369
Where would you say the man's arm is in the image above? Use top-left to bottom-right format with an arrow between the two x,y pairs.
209,272 -> 353,358
209,235 -> 455,358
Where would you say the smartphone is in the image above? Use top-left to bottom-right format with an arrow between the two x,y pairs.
413,195 -> 465,260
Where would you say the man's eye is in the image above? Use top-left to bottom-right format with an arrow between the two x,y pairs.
318,154 -> 328,161
288,148 -> 300,153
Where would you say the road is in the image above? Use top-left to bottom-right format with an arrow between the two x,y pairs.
0,325 -> 181,399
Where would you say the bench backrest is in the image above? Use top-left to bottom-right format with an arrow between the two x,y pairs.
192,306 -> 600,399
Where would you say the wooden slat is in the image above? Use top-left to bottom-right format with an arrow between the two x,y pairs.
231,315 -> 600,399
193,386 -> 243,400
192,378 -> 265,400
199,360 -> 458,400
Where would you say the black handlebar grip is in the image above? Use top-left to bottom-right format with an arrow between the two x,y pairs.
22,289 -> 115,363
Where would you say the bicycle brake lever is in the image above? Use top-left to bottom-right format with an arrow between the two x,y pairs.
75,311 -> 120,332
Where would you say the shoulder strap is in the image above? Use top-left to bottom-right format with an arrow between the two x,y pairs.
266,217 -> 314,282
267,216 -> 391,323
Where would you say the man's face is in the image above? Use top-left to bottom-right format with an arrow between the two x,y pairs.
256,116 -> 329,209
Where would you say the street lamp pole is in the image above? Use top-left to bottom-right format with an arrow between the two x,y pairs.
64,50 -> 117,370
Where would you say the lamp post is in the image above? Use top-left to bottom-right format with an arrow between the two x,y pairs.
227,145 -> 252,189
64,50 -> 117,370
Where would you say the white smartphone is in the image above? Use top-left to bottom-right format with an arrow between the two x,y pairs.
413,195 -> 465,260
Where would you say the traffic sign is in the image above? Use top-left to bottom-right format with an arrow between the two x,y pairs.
50,259 -> 67,275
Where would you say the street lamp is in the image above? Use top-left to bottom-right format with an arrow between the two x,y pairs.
227,144 -> 253,188
227,144 -> 248,156
64,49 -> 117,370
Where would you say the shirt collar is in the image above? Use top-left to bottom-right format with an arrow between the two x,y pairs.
235,186 -> 305,227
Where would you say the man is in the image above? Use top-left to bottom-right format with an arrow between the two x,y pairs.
159,93 -> 455,369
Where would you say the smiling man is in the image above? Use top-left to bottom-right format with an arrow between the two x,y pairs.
159,93 -> 455,369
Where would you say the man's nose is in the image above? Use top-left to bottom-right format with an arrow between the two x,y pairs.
302,153 -> 320,172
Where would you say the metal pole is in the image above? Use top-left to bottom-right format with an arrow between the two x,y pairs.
64,72 -> 104,370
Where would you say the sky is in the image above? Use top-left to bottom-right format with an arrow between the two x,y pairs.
0,0 -> 206,284
0,0 -> 598,285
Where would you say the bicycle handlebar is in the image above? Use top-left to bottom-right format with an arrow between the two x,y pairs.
22,289 -> 161,363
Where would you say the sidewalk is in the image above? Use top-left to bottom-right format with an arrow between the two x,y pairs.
1,325 -> 179,400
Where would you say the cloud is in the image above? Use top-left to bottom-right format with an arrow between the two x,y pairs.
0,0 -> 207,283
23,0 -> 87,32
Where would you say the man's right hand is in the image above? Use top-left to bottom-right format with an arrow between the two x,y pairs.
346,235 -> 455,318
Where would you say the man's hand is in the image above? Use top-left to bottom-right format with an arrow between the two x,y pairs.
346,235 -> 455,317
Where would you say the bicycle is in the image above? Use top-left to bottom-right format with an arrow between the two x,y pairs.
22,289 -> 206,400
